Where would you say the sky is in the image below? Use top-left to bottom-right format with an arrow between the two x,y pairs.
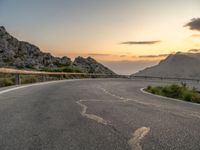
0,0 -> 200,74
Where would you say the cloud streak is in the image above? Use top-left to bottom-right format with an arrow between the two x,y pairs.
185,18 -> 200,31
120,55 -> 126,58
188,49 -> 200,53
191,34 -> 200,37
87,53 -> 112,57
139,54 -> 169,58
120,40 -> 161,45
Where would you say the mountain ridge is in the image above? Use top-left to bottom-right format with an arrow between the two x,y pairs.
132,52 -> 200,79
0,26 -> 115,75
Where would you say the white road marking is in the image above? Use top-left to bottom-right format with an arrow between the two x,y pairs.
140,87 -> 200,106
76,100 -> 109,125
128,127 -> 150,150
0,79 -> 82,95
101,87 -> 200,119
140,88 -> 200,119
100,87 -> 148,105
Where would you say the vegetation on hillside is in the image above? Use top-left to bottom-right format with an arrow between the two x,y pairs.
145,83 -> 200,104
0,74 -> 39,87
42,66 -> 82,73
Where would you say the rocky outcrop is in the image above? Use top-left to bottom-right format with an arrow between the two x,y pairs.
132,52 -> 200,79
73,56 -> 115,75
0,26 -> 116,75
0,26 -> 71,69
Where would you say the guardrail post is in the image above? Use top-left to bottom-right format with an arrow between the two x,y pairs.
15,74 -> 21,85
42,75 -> 46,82
60,75 -> 64,80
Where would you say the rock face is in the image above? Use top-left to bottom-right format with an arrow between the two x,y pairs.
0,26 -> 115,74
73,56 -> 115,75
0,26 -> 72,69
133,52 -> 200,79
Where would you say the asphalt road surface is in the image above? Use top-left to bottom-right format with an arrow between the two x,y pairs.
0,79 -> 200,150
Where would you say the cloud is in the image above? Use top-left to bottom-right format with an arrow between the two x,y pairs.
120,40 -> 161,45
132,55 -> 138,58
120,55 -> 126,57
139,54 -> 169,58
191,34 -> 200,37
87,53 -> 112,57
158,54 -> 170,57
188,49 -> 200,52
184,18 -> 200,31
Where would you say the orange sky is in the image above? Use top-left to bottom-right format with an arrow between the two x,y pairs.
1,0 -> 200,74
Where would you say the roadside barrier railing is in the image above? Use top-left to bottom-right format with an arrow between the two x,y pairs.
0,68 -> 127,85
131,75 -> 200,83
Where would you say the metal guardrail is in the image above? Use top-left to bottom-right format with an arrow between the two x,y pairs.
132,75 -> 200,82
0,68 -> 127,85
0,68 -> 104,75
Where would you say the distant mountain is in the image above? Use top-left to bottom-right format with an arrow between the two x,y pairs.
132,52 -> 200,79
0,26 -> 115,75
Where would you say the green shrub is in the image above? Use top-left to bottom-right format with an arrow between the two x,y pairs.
191,94 -> 200,103
44,66 -> 82,73
183,91 -> 193,102
151,87 -> 161,95
164,84 -> 183,98
21,75 -> 37,84
145,84 -> 200,104
147,85 -> 152,91
0,78 -> 14,87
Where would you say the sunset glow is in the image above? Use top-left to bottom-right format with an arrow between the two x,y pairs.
0,0 -> 200,74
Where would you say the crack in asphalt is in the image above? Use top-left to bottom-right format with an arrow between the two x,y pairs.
76,99 -> 128,141
101,87 -> 200,120
76,88 -> 151,150
128,127 -> 150,150
76,99 -> 109,125
76,99 -> 150,150
99,87 -> 151,150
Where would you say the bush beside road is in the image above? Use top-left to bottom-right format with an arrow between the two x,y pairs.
145,84 -> 200,104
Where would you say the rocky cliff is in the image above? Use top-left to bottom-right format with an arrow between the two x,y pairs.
0,26 -> 71,69
73,56 -> 115,75
0,26 -> 115,74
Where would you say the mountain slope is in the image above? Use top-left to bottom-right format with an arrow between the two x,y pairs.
73,56 -> 115,75
0,26 -> 115,74
133,52 -> 200,79
0,26 -> 72,69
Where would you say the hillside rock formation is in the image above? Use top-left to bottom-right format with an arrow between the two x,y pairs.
0,26 -> 71,69
0,26 -> 115,74
133,52 -> 200,79
73,56 -> 115,74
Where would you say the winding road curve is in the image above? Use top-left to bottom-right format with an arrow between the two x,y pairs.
0,79 -> 200,150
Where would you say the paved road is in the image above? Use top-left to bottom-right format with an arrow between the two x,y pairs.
0,79 -> 200,150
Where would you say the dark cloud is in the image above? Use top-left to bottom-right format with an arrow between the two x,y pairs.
87,53 -> 111,57
188,49 -> 200,52
185,18 -> 200,31
139,55 -> 157,58
139,54 -> 169,58
120,40 -> 161,45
